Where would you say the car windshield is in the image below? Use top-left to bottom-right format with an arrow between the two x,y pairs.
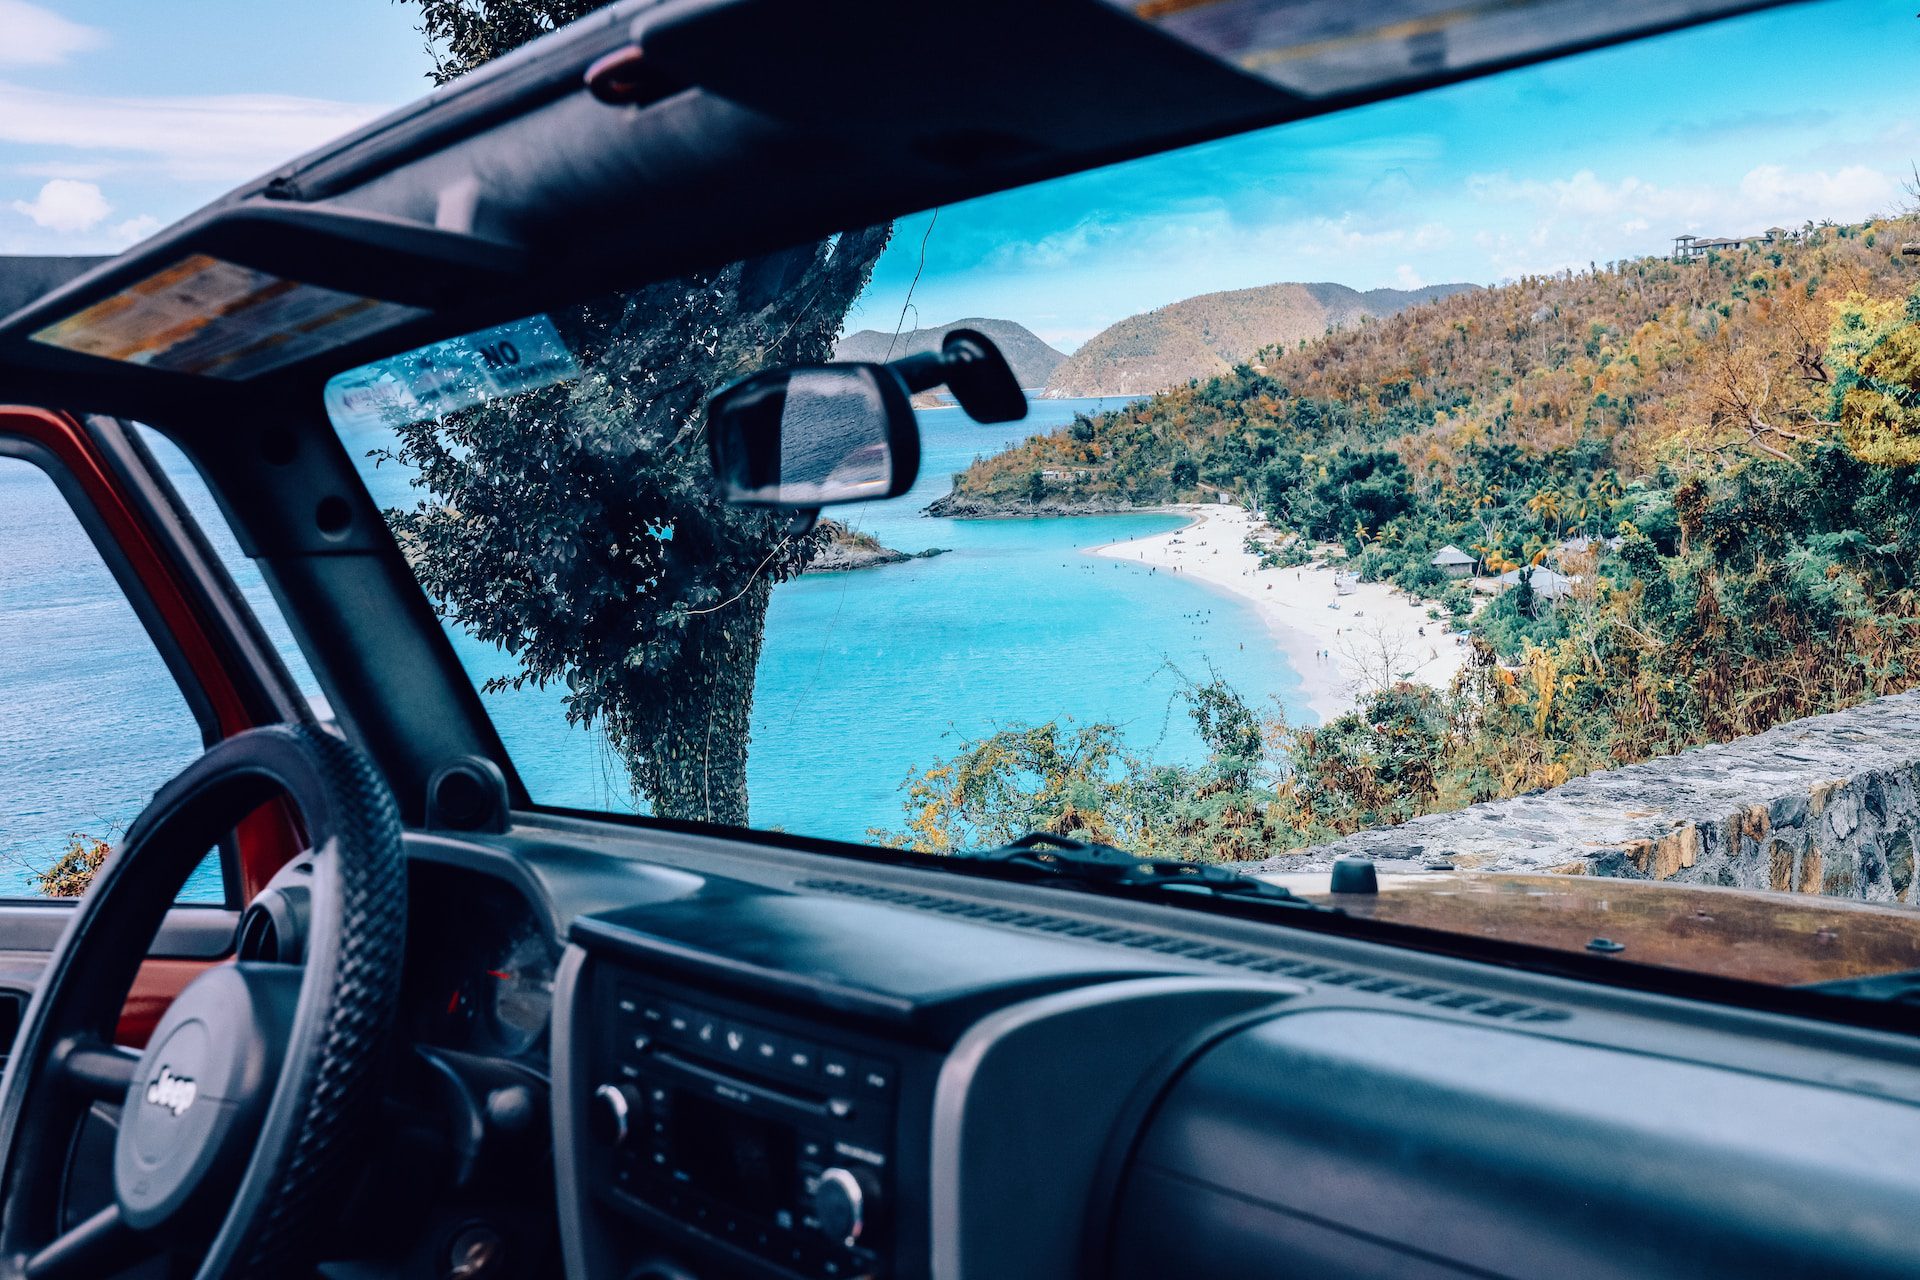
327,1 -> 1920,976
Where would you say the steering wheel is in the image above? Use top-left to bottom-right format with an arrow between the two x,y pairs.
0,725 -> 406,1280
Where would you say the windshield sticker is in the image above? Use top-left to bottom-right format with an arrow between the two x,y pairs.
28,254 -> 428,381
322,315 -> 580,434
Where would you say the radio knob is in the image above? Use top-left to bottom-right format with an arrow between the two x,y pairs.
811,1166 -> 881,1247
589,1083 -> 644,1149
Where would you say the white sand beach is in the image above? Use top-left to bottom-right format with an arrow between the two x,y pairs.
1085,505 -> 1470,724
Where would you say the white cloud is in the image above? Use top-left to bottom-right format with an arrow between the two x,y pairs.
1462,161 -> 1908,278
1472,163 -> 1902,237
10,159 -> 113,180
111,214 -> 159,244
1394,264 -> 1424,290
1735,163 -> 1896,220
0,0 -> 104,66
10,177 -> 109,232
0,80 -> 393,183
1467,169 -> 1712,223
1315,217 -> 1453,254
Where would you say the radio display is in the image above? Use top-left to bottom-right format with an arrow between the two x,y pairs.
671,1090 -> 798,1216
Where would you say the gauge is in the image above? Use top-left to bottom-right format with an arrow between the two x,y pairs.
402,863 -> 560,1058
416,972 -> 481,1046
483,925 -> 557,1056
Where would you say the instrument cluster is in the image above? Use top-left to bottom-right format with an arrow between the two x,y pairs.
404,863 -> 559,1061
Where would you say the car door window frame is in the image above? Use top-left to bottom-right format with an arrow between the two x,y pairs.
0,407 -> 314,907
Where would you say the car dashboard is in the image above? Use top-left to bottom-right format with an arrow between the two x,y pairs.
393,821 -> 1920,1280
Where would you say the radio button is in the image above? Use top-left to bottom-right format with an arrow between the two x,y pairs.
819,1052 -> 854,1084
826,1097 -> 855,1120
590,1083 -> 645,1148
785,1040 -> 819,1074
811,1166 -> 880,1248
858,1060 -> 895,1094
751,1031 -> 783,1065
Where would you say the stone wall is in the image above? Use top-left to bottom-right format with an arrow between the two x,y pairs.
1238,691 -> 1920,906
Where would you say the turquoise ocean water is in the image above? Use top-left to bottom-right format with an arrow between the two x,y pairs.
0,397 -> 1309,893
394,398 -> 1313,839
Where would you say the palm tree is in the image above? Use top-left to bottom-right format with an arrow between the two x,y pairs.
1526,488 -> 1564,535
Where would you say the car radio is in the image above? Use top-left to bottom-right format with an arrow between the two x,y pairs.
589,980 -> 896,1279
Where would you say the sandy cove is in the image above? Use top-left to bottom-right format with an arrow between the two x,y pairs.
1084,504 -> 1470,725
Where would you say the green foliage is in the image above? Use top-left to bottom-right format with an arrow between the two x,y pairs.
382,234 -> 892,826
35,832 -> 110,898
890,221 -> 1920,863
389,0 -> 892,824
403,0 -> 605,85
881,674 -> 1293,862
1830,290 -> 1920,465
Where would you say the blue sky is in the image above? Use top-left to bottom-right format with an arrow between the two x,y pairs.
848,0 -> 1920,348
0,0 -> 432,252
5,0 -> 1918,351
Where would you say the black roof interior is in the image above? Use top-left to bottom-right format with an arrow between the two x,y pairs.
0,0 -> 1794,425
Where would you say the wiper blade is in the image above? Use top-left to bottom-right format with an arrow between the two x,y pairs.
1803,969 -> 1920,1005
958,832 -> 1340,915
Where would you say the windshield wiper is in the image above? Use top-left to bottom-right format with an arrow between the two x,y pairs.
1803,969 -> 1920,1006
956,832 -> 1341,915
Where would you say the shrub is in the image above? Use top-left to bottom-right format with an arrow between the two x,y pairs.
37,833 -> 110,898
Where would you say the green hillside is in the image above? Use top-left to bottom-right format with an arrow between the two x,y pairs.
908,215 -> 1920,854
1041,280 -> 1476,397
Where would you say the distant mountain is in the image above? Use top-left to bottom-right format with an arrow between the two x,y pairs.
835,318 -> 1067,391
1042,281 -> 1478,398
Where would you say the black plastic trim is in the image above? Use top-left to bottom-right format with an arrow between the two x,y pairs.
0,905 -> 238,960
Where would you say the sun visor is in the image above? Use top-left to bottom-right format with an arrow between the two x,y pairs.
28,254 -> 431,381
0,201 -> 525,383
1102,0 -> 1787,100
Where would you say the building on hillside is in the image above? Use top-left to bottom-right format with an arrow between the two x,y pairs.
1552,533 -> 1625,564
1431,545 -> 1476,579
1672,227 -> 1795,261
1495,566 -> 1577,604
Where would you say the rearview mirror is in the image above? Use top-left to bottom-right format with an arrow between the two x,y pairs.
708,328 -> 1026,509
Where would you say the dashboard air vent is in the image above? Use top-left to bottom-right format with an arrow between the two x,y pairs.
798,878 -> 1570,1024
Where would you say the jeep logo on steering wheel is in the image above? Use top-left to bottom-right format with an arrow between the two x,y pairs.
145,1066 -> 197,1117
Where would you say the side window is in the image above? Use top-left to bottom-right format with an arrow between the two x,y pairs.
133,426 -> 326,717
0,459 -> 216,901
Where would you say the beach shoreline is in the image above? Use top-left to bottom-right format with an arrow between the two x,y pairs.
1084,504 -> 1469,724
